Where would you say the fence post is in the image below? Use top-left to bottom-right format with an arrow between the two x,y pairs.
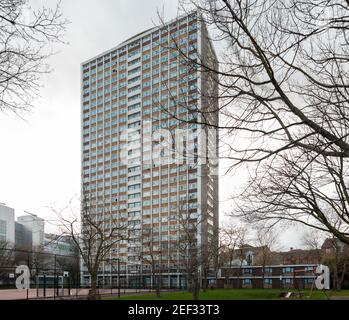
54,254 -> 57,300
56,275 -> 59,297
27,252 -> 30,300
118,259 -> 120,298
76,257 -> 79,298
43,275 -> 46,297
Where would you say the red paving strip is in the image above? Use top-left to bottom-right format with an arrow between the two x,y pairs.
0,289 -> 88,300
0,289 -> 157,300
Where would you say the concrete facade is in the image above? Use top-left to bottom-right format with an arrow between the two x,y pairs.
80,11 -> 219,287
0,203 -> 15,245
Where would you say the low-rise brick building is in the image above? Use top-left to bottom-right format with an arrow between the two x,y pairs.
213,264 -> 318,290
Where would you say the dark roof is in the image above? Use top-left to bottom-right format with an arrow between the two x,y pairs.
321,238 -> 337,249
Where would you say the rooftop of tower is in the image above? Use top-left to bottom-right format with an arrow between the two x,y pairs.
81,10 -> 199,66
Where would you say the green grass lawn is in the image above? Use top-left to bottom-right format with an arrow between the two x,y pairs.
104,289 -> 349,300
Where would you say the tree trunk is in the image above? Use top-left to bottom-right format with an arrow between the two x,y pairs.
337,261 -> 347,291
262,262 -> 266,289
88,274 -> 99,300
202,269 -> 207,292
193,274 -> 200,300
262,272 -> 265,289
156,273 -> 161,297
333,264 -> 340,291
187,273 -> 193,292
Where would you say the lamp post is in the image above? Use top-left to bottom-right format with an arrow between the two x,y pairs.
109,259 -> 112,295
117,258 -> 120,298
109,258 -> 121,298
112,198 -> 121,297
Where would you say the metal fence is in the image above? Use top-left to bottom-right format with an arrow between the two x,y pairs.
0,247 -> 80,299
0,248 -> 183,299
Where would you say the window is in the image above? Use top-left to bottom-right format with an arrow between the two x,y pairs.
0,220 -> 6,241
128,85 -> 140,94
242,279 -> 252,286
128,184 -> 141,191
128,94 -> 141,102
242,268 -> 252,274
128,166 -> 140,173
304,266 -> 315,272
282,267 -> 294,274
128,103 -> 141,111
142,44 -> 151,51
128,220 -> 141,227
128,58 -> 141,66
128,112 -> 140,121
128,67 -> 141,76
264,267 -> 273,274
128,175 -> 141,181
128,193 -> 141,199
128,76 -> 141,84
282,278 -> 293,285
128,202 -> 141,208
128,50 -> 140,58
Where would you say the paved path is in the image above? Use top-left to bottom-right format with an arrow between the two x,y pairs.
0,288 -> 155,300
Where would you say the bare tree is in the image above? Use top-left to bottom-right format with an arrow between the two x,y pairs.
301,229 -> 327,264
29,248 -> 49,280
53,200 -> 128,300
322,236 -> 349,291
141,227 -> 163,297
175,205 -> 204,300
233,230 -> 250,288
202,226 -> 222,290
166,1 -> 349,244
0,241 -> 14,282
0,0 -> 68,113
302,225 -> 349,291
219,224 -> 248,288
253,226 -> 280,287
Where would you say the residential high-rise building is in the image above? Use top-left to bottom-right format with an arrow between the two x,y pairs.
81,12 -> 219,288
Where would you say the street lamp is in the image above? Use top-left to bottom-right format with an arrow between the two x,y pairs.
117,258 -> 120,298
109,196 -> 120,298
109,258 -> 121,298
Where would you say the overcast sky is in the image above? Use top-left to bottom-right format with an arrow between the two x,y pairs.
0,0 -> 303,247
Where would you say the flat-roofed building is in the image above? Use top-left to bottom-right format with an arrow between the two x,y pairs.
80,11 -> 219,288
0,203 -> 15,245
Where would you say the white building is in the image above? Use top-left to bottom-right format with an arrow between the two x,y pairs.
0,203 -> 15,245
0,205 -> 77,260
